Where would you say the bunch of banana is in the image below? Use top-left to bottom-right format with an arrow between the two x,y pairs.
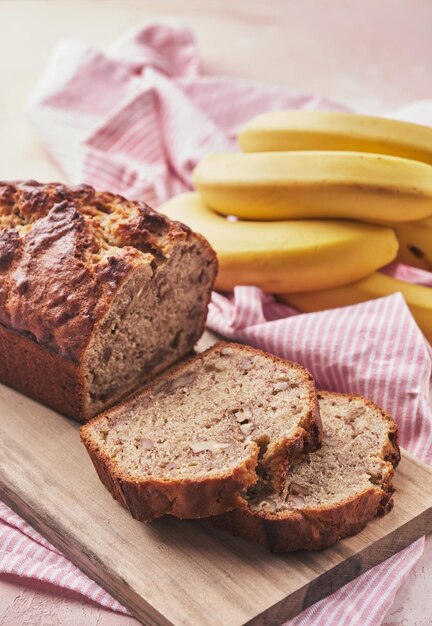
159,110 -> 432,343
235,110 -> 432,267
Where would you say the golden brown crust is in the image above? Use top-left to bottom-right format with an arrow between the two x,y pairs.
80,342 -> 322,522
0,322 -> 86,419
211,487 -> 385,552
211,391 -> 400,552
85,438 -> 259,521
0,180 -> 217,420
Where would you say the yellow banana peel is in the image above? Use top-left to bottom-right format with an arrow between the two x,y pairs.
239,109 -> 432,165
159,192 -> 398,293
192,151 -> 432,223
280,272 -> 432,344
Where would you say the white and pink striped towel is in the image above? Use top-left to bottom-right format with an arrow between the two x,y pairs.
1,22 -> 431,626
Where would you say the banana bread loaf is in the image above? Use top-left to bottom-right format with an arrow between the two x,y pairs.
212,391 -> 400,552
0,180 -> 217,421
80,343 -> 321,522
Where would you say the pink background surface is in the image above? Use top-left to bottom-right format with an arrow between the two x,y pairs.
1,1 -> 432,624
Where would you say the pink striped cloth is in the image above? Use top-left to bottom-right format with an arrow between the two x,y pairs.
1,22 -> 431,625
382,261 -> 432,287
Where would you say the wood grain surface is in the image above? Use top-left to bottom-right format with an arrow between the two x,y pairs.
1,375 -> 432,626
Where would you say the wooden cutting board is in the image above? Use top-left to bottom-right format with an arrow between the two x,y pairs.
1,373 -> 432,626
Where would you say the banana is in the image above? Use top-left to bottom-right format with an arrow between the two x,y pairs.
159,192 -> 398,293
192,151 -> 432,223
238,110 -> 432,165
280,273 -> 432,344
392,217 -> 432,271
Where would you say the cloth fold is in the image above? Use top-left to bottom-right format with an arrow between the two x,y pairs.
0,502 -> 127,614
1,21 -> 431,626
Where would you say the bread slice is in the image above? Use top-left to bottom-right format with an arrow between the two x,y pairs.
0,180 -> 217,420
80,343 -> 321,522
212,391 -> 400,552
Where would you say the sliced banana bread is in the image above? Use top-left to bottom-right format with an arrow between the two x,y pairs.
212,391 -> 400,552
0,180 -> 217,421
80,343 -> 321,522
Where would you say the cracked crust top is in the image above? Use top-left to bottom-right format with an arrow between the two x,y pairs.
0,180 -> 204,362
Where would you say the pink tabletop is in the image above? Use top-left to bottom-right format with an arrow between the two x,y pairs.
1,1 -> 432,624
